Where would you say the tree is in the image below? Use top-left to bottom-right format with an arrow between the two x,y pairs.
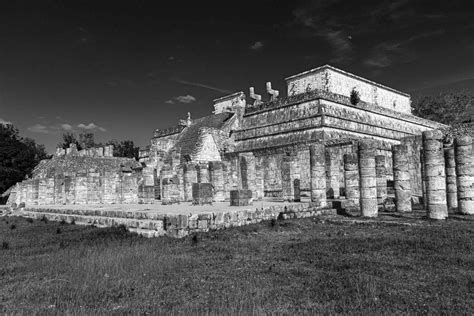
58,132 -> 101,150
58,132 -> 82,150
106,140 -> 140,160
350,88 -> 361,105
411,92 -> 473,125
0,123 -> 49,203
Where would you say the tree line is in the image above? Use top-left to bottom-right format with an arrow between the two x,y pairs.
58,132 -> 139,160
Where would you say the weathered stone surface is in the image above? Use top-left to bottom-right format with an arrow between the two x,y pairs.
358,141 -> 377,217
454,135 -> 474,215
393,144 -> 412,212
423,130 -> 448,219
310,144 -> 327,205
281,154 -> 300,202
344,153 -> 359,204
444,147 -> 458,210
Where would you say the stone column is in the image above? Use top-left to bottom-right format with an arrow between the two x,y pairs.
32,179 -> 39,205
343,153 -> 359,205
197,162 -> 210,183
239,153 -> 256,193
64,175 -> 75,204
209,161 -> 225,202
176,165 -> 185,202
444,147 -> 458,210
358,141 -> 377,217
393,145 -> 412,212
183,163 -> 197,202
327,150 -> 340,198
102,171 -> 119,204
87,169 -> 101,204
454,135 -> 474,214
255,157 -> 265,200
45,178 -> 55,205
37,178 -> 47,205
423,130 -> 448,219
375,155 -> 387,205
310,144 -> 327,206
74,172 -> 88,204
281,154 -> 300,202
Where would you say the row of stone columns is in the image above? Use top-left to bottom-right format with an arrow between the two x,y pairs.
391,131 -> 473,218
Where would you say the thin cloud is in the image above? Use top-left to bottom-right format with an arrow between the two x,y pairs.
250,41 -> 264,51
61,123 -> 73,130
326,30 -> 353,64
77,123 -> 106,132
27,124 -> 50,134
166,95 -> 197,104
365,29 -> 444,68
174,79 -> 231,94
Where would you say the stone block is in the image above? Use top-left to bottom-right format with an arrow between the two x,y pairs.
230,190 -> 253,206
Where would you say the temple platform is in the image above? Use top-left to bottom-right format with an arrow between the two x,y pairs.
18,201 -> 337,238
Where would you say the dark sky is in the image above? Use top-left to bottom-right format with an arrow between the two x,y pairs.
1,0 -> 473,152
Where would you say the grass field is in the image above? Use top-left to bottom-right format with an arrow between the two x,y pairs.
1,214 -> 473,314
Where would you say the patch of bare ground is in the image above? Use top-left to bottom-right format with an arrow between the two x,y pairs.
0,214 -> 473,314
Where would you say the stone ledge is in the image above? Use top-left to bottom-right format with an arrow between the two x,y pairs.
20,203 -> 337,238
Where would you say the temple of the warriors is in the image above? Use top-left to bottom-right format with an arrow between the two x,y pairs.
6,65 -> 474,234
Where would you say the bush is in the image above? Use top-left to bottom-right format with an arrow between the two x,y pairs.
10,224 -> 16,230
1,241 -> 9,250
350,89 -> 361,105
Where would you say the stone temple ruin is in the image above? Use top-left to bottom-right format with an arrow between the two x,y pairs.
6,65 -> 474,236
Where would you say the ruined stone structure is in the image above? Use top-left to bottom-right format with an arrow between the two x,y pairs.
135,65 -> 443,207
7,144 -> 141,206
13,64 -> 474,223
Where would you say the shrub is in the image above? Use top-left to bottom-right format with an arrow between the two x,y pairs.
26,217 -> 33,223
10,224 -> 16,230
40,216 -> 48,223
56,227 -> 62,234
1,241 -> 9,250
350,88 -> 361,105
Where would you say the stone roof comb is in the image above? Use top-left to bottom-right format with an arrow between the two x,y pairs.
249,87 -> 262,106
266,82 -> 279,101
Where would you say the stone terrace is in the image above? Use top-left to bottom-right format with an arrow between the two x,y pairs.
19,201 -> 337,238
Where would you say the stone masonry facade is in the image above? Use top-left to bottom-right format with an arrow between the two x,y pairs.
8,64 -> 448,209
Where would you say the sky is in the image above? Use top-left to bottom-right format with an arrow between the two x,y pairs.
0,0 -> 473,152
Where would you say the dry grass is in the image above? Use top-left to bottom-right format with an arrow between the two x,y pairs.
0,214 -> 473,314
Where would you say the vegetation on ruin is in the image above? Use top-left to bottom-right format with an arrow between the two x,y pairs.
350,88 -> 361,105
411,92 -> 473,126
1,215 -> 472,314
58,132 -> 140,160
0,124 -> 49,204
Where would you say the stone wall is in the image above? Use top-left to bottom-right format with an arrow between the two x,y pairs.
285,65 -> 411,114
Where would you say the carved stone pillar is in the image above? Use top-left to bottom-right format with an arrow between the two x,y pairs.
281,154 -> 300,202
375,155 -> 387,204
343,153 -> 359,205
393,144 -> 412,212
310,144 -> 327,206
209,161 -> 225,202
358,141 -> 377,217
183,163 -> 197,202
454,135 -> 474,214
423,130 -> 447,219
444,147 -> 458,210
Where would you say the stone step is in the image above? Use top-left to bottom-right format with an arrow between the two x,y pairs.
20,204 -> 337,238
